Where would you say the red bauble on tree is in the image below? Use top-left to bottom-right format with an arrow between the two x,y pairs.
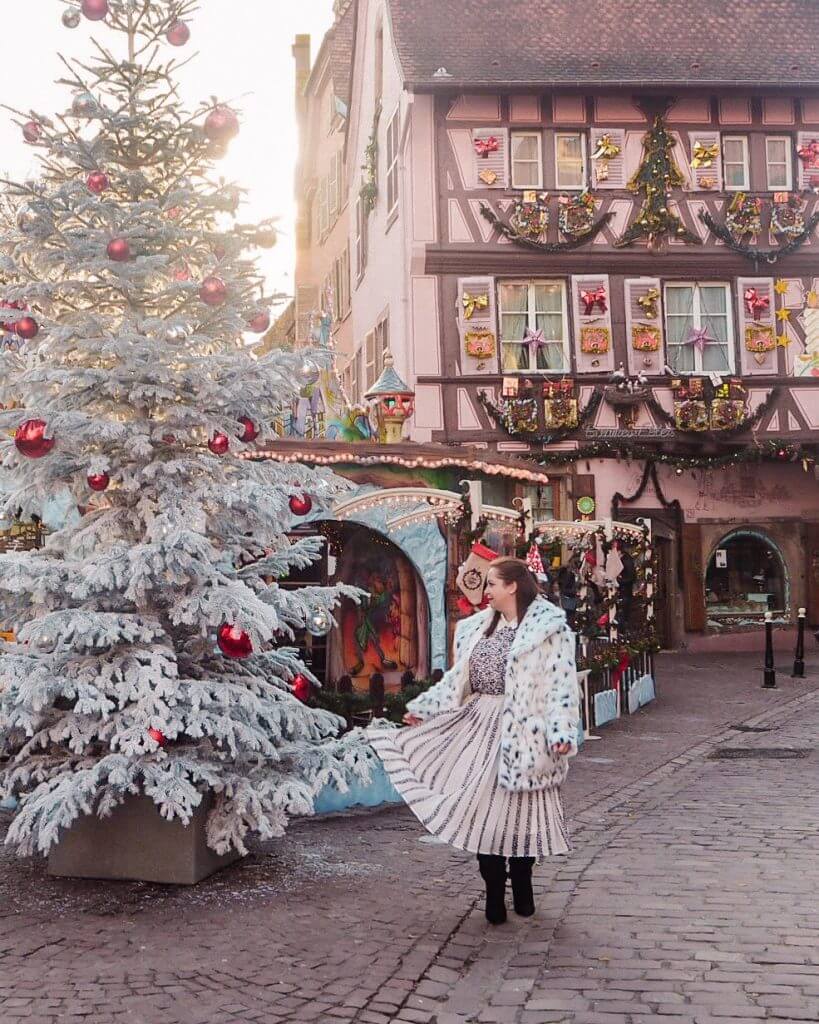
107,238 -> 131,262
87,471 -> 110,492
204,105 -> 239,145
292,674 -> 311,703
22,121 -> 42,144
166,20 -> 190,46
289,494 -> 313,517
238,417 -> 259,443
87,171 -> 110,194
208,432 -> 229,455
217,624 -> 253,660
148,727 -> 168,747
199,276 -> 227,306
248,311 -> 270,334
172,263 -> 190,282
81,0 -> 109,21
15,419 -> 55,459
15,316 -> 39,340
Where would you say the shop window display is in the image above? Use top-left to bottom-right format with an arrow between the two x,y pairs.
705,532 -> 786,620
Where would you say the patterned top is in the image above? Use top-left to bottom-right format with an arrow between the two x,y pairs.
468,622 -> 517,695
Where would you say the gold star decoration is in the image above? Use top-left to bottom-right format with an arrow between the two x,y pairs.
776,307 -> 792,322
774,278 -> 789,295
777,333 -> 791,347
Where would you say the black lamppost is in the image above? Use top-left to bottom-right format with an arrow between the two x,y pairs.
763,612 -> 777,689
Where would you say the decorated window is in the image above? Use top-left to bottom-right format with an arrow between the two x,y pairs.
722,136 -> 749,190
705,531 -> 786,620
664,283 -> 735,374
555,132 -> 586,190
765,136 -> 792,191
386,108 -> 400,215
498,280 -> 569,373
511,132 -> 543,188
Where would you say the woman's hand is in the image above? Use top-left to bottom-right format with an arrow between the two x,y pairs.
402,713 -> 423,727
551,742 -> 573,757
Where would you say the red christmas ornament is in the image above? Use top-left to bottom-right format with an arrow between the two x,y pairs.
248,311 -> 270,334
172,263 -> 190,282
107,238 -> 131,262
292,674 -> 311,702
15,419 -> 55,459
199,276 -> 227,306
208,432 -> 229,455
87,471 -> 110,492
14,316 -> 39,340
87,171 -> 110,194
204,106 -> 240,145
81,0 -> 109,20
148,727 -> 168,747
217,623 -> 253,659
166,206 -> 182,220
238,417 -> 259,443
22,121 -> 42,144
166,19 -> 190,46
289,494 -> 313,517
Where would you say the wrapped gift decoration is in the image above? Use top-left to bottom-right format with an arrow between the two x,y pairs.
544,395 -> 578,428
631,325 -> 661,352
580,326 -> 610,354
710,398 -> 747,431
501,376 -> 519,397
745,324 -> 775,353
464,330 -> 496,360
674,399 -> 709,430
542,378 -> 575,398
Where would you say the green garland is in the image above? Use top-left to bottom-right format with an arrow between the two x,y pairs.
479,203 -> 614,252
699,210 -> 819,266
643,387 -> 780,438
534,439 -> 809,470
477,387 -> 603,443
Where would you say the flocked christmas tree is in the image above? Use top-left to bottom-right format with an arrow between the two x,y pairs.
0,0 -> 376,859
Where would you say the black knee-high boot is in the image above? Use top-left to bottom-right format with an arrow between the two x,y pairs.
476,854 -> 507,924
508,856 -> 536,917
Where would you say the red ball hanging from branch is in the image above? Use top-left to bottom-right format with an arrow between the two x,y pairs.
289,494 -> 313,517
15,316 -> 39,340
81,0 -> 109,21
87,471 -> 110,492
15,419 -> 55,459
217,623 -> 253,660
248,311 -> 270,334
292,674 -> 311,702
204,106 -> 240,145
238,417 -> 259,443
148,727 -> 168,747
107,238 -> 131,262
87,171 -> 110,194
199,276 -> 227,306
22,121 -> 42,144
166,20 -> 190,46
208,432 -> 229,455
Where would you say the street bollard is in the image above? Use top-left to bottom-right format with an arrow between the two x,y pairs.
792,607 -> 806,678
763,611 -> 777,689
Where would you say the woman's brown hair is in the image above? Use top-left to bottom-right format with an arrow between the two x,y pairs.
484,557 -> 540,637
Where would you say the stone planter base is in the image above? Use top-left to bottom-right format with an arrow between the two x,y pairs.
47,793 -> 241,885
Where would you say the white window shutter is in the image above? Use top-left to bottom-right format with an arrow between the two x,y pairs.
796,131 -> 819,191
590,128 -> 626,189
687,131 -> 722,191
624,278 -> 664,375
571,274 -> 614,374
472,128 -> 508,188
458,276 -> 498,373
737,277 -> 777,376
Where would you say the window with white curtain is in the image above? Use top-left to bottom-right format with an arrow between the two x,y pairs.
511,132 -> 543,189
722,136 -> 749,190
664,282 -> 734,373
555,132 -> 586,189
765,136 -> 792,190
498,280 -> 569,372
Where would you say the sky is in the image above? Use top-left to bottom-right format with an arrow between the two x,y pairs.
0,0 -> 336,306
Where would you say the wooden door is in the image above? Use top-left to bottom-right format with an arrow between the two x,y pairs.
806,523 -> 819,626
681,523 -> 706,633
654,537 -> 674,649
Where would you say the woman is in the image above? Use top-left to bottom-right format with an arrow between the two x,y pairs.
368,558 -> 580,925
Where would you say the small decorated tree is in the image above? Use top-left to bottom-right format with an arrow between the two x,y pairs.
0,0 -> 374,867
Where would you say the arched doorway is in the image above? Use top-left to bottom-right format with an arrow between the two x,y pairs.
704,530 -> 788,622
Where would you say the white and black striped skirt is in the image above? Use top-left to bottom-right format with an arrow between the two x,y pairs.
369,693 -> 570,861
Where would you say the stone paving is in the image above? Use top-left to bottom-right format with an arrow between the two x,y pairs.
1,650 -> 818,1024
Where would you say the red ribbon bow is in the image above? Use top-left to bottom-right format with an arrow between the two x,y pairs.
744,287 -> 770,320
797,139 -> 819,166
474,136 -> 499,158
581,286 -> 608,316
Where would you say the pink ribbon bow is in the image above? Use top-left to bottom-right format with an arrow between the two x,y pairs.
474,136 -> 499,158
685,327 -> 717,353
797,139 -> 819,166
581,286 -> 607,316
744,287 -> 770,320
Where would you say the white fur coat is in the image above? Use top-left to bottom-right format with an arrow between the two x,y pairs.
406,598 -> 580,793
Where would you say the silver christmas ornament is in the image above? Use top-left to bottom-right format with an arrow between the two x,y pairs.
71,91 -> 99,118
306,608 -> 332,637
165,326 -> 184,341
298,358 -> 321,386
62,8 -> 82,28
17,207 -> 42,233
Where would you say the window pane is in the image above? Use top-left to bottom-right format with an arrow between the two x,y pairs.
535,342 -> 566,371
699,286 -> 727,317
725,163 -> 746,187
534,311 -> 564,341
723,139 -> 745,163
512,135 -> 539,161
556,134 -> 584,186
665,287 -> 694,317
767,139 -> 786,163
499,284 -> 528,315
501,341 -> 528,371
533,283 -> 563,313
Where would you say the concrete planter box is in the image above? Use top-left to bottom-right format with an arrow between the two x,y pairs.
47,792 -> 241,885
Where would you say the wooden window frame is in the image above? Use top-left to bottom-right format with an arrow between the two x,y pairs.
354,196 -> 368,282
554,131 -> 586,191
497,278 -> 571,374
510,130 -> 544,189
663,281 -> 736,375
765,135 -> 793,191
386,107 -> 400,216
722,135 -> 750,191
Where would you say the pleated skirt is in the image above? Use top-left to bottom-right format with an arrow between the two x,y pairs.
368,693 -> 571,862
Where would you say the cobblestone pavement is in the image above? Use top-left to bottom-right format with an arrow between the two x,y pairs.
1,651 -> 818,1024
